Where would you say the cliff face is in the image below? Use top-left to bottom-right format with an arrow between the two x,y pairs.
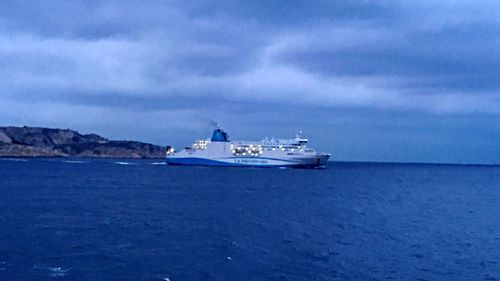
0,126 -> 166,158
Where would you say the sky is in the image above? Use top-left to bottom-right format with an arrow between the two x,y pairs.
1,0 -> 500,164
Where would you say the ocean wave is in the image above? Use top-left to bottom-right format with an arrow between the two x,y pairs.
114,161 -> 135,165
149,162 -> 166,165
61,160 -> 88,164
32,265 -> 71,277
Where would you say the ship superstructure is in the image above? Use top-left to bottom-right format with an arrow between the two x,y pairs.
166,127 -> 330,168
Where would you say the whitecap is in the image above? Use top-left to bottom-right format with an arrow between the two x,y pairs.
61,160 -> 88,164
115,161 -> 134,165
49,267 -> 70,277
149,162 -> 166,165
32,265 -> 71,277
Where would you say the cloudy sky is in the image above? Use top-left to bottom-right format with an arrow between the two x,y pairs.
1,0 -> 500,163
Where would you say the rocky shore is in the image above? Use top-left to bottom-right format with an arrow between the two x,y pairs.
0,126 -> 166,158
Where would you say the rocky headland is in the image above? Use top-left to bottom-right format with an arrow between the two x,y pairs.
0,126 -> 166,158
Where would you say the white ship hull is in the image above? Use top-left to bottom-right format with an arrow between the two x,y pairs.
166,154 -> 330,168
166,128 -> 330,168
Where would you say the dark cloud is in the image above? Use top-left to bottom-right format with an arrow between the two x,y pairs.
188,0 -> 397,25
272,21 -> 500,94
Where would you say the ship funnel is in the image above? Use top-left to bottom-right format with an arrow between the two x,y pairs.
211,128 -> 230,142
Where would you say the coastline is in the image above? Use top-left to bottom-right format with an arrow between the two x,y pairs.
0,126 -> 166,159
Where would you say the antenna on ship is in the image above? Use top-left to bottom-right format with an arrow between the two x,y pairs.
296,130 -> 304,139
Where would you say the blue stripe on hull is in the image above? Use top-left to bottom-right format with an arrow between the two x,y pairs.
166,157 -> 324,168
219,156 -> 300,163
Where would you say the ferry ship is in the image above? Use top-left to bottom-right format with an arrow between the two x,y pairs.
166,126 -> 330,168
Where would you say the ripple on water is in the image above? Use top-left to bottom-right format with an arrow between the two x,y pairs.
61,160 -> 89,164
115,161 -> 135,165
32,265 -> 71,277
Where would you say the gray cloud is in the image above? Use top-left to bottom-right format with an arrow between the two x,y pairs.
2,1 -> 499,112
1,0 -> 500,163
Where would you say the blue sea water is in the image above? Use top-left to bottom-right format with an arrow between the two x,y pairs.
0,158 -> 500,281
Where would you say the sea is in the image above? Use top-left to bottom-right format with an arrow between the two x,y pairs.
0,158 -> 499,281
